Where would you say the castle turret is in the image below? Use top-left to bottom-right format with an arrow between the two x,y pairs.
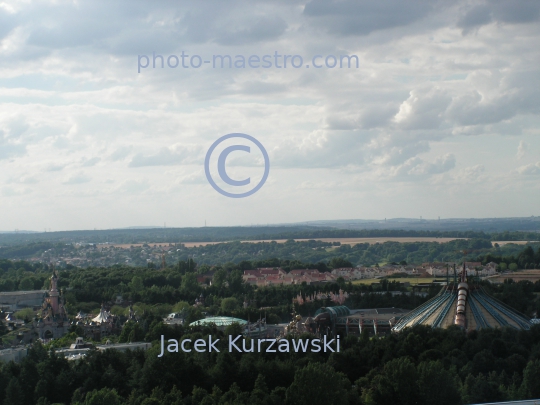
49,271 -> 60,313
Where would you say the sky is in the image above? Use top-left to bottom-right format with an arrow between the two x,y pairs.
0,0 -> 539,231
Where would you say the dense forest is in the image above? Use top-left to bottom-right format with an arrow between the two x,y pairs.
1,246 -> 540,328
1,237 -> 539,269
0,226 -> 538,247
2,247 -> 540,404
2,320 -> 540,404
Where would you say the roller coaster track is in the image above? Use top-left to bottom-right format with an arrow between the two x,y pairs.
477,289 -> 531,330
432,292 -> 456,328
392,292 -> 444,332
411,293 -> 451,328
473,292 -> 512,328
468,294 -> 490,329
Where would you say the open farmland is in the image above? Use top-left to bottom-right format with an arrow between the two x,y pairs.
488,269 -> 540,284
352,277 -> 440,285
107,237 -> 468,249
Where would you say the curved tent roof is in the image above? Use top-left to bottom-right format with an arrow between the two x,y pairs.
392,287 -> 532,332
315,306 -> 351,318
91,308 -> 110,324
189,316 -> 248,327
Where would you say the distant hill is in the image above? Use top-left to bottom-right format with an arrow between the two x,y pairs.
0,217 -> 537,247
291,216 -> 540,232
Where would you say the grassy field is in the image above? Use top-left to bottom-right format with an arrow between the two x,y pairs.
352,277 -> 440,285
488,269 -> 540,283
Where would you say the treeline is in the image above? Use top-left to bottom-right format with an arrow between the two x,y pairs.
2,262 -> 539,324
2,322 -> 540,404
0,242 -> 59,259
477,246 -> 540,271
0,226 -> 326,246
0,226 -> 538,247
247,229 -> 540,242
0,259 -> 50,291
178,239 -> 537,267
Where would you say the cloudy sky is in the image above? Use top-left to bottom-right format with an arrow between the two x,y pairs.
1,0 -> 539,231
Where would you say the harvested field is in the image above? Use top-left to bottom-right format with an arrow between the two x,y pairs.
181,237 -> 466,247
488,269 -> 540,283
106,238 -> 536,249
352,277 -> 440,285
103,243 -> 175,249
105,237 -> 467,249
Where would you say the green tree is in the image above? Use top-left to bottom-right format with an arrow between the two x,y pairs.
520,360 -> 540,399
227,269 -> 244,294
83,387 -> 124,405
286,362 -> 349,405
328,257 -> 353,269
362,357 -> 420,405
250,374 -> 270,405
4,378 -> 23,405
221,297 -> 239,313
19,277 -> 35,290
129,276 -> 144,293
224,322 -> 244,337
172,301 -> 190,313
417,361 -> 460,405
212,268 -> 227,289
14,307 -> 34,321
181,273 -> 199,292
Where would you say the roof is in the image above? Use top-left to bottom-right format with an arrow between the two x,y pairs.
189,316 -> 248,327
91,308 -> 110,323
315,306 -> 351,318
392,286 -> 532,332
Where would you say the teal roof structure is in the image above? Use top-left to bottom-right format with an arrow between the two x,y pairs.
315,306 -> 351,317
189,316 -> 248,327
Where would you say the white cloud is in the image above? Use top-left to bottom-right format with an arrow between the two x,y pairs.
516,162 -> 540,176
0,0 -> 539,229
517,140 -> 527,160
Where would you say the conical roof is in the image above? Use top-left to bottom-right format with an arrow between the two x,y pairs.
392,285 -> 532,332
91,306 -> 110,323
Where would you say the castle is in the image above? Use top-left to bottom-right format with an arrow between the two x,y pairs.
34,271 -> 70,339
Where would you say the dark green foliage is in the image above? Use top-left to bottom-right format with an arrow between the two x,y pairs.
2,324 -> 540,404
285,362 -> 349,405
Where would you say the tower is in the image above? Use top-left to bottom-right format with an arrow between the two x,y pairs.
34,269 -> 69,340
49,271 -> 60,313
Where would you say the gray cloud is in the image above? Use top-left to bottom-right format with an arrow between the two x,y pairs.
303,0 -> 435,36
392,154 -> 456,180
458,0 -> 540,32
